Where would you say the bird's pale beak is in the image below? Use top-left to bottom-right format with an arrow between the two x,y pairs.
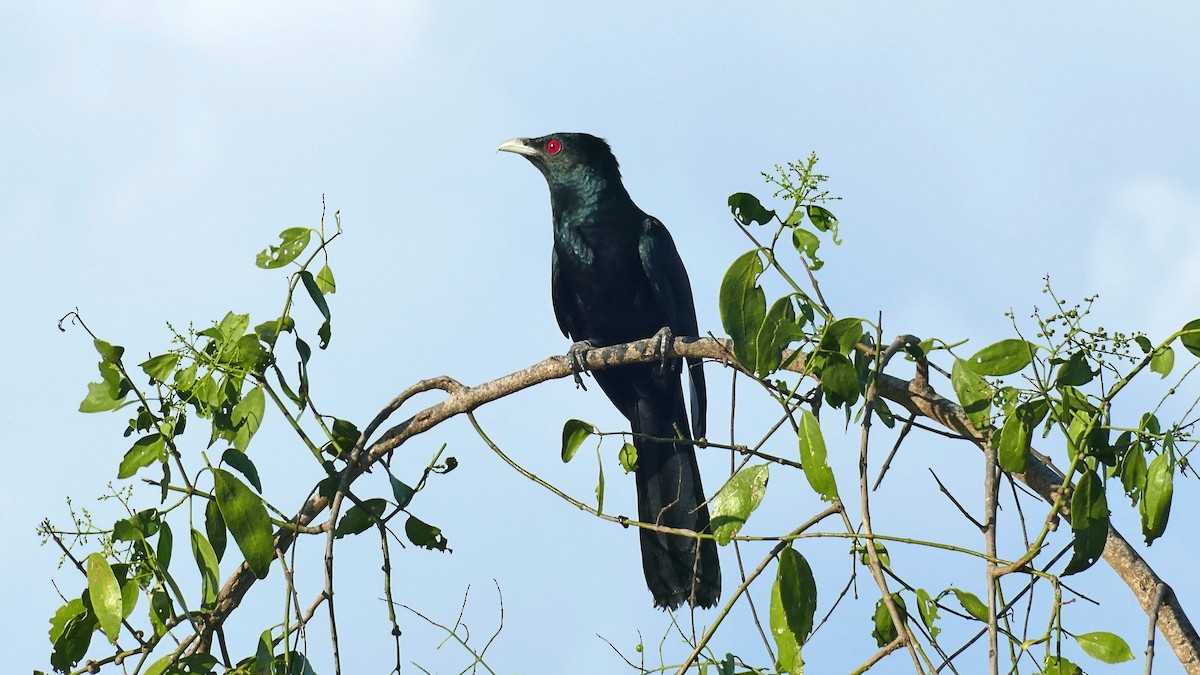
497,138 -> 539,157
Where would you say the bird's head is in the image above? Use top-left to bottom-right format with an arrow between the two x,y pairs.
497,133 -> 622,189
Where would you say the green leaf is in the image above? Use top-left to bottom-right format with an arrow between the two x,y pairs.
93,338 -> 125,363
1181,319 -> 1200,357
48,597 -> 86,645
149,587 -> 173,639
230,387 -> 266,452
85,553 -> 122,644
190,528 -> 220,610
618,442 -> 638,473
856,541 -> 890,569
754,295 -> 800,376
727,192 -> 776,226
315,263 -> 337,294
300,270 -> 331,318
916,588 -> 940,640
79,379 -> 127,413
595,447 -> 605,515
317,319 -> 332,350
818,353 -> 861,409
255,628 -> 275,673
222,448 -> 263,493
142,654 -> 175,675
1074,631 -> 1134,663
965,339 -> 1035,376
49,597 -> 95,672
335,498 -> 388,537
806,204 -> 837,234
1043,655 -> 1084,675
1118,438 -> 1147,505
995,414 -> 1031,473
791,228 -> 823,270
255,227 -> 312,269
871,593 -> 906,646
277,651 -> 318,675
798,409 -> 838,502
1056,350 -> 1094,387
561,419 -> 595,463
229,333 -> 270,373
777,547 -> 817,644
156,520 -> 174,571
951,358 -> 993,432
213,469 -> 273,579
118,433 -> 166,479
139,353 -> 180,383
389,474 -> 415,509
254,316 -> 296,347
819,317 -> 864,356
949,588 -> 988,621
174,361 -> 198,392
405,515 -> 450,551
1141,452 -> 1173,544
320,418 -> 361,459
205,498 -> 227,562
1151,346 -> 1175,378
118,571 -> 139,620
769,565 -> 804,675
719,249 -> 767,369
1134,335 -> 1154,353
1064,467 -> 1109,575
709,464 -> 770,545
211,311 -> 251,342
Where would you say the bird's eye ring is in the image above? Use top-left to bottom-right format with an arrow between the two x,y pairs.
546,139 -> 562,155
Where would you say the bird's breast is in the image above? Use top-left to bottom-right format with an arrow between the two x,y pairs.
556,236 -> 665,346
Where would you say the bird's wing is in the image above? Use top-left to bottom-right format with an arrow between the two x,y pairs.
550,246 -> 574,339
639,217 -> 707,440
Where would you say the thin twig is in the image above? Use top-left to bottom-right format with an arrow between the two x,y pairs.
1148,583 -> 1168,675
675,504 -> 844,674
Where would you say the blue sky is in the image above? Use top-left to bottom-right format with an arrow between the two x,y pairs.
3,3 -> 1199,673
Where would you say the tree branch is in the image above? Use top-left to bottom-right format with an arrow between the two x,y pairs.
197,335 -> 1200,672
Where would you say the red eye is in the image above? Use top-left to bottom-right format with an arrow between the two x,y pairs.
546,139 -> 562,155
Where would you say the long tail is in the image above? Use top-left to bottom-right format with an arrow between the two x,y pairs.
631,391 -> 721,610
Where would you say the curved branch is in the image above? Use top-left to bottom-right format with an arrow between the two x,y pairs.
200,336 -> 1199,672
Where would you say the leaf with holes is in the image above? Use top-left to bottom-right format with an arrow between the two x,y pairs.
728,192 -> 775,226
255,227 -> 312,269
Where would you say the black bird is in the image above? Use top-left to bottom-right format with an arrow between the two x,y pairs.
499,133 -> 721,609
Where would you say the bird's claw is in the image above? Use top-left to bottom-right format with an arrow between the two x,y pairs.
567,340 -> 596,390
652,326 -> 674,375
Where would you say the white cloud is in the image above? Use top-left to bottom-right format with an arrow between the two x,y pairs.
1090,176 -> 1200,340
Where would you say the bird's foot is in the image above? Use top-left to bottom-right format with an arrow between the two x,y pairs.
652,326 -> 674,375
567,339 -> 596,390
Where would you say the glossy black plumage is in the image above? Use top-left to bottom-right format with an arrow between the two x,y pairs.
500,133 -> 721,609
